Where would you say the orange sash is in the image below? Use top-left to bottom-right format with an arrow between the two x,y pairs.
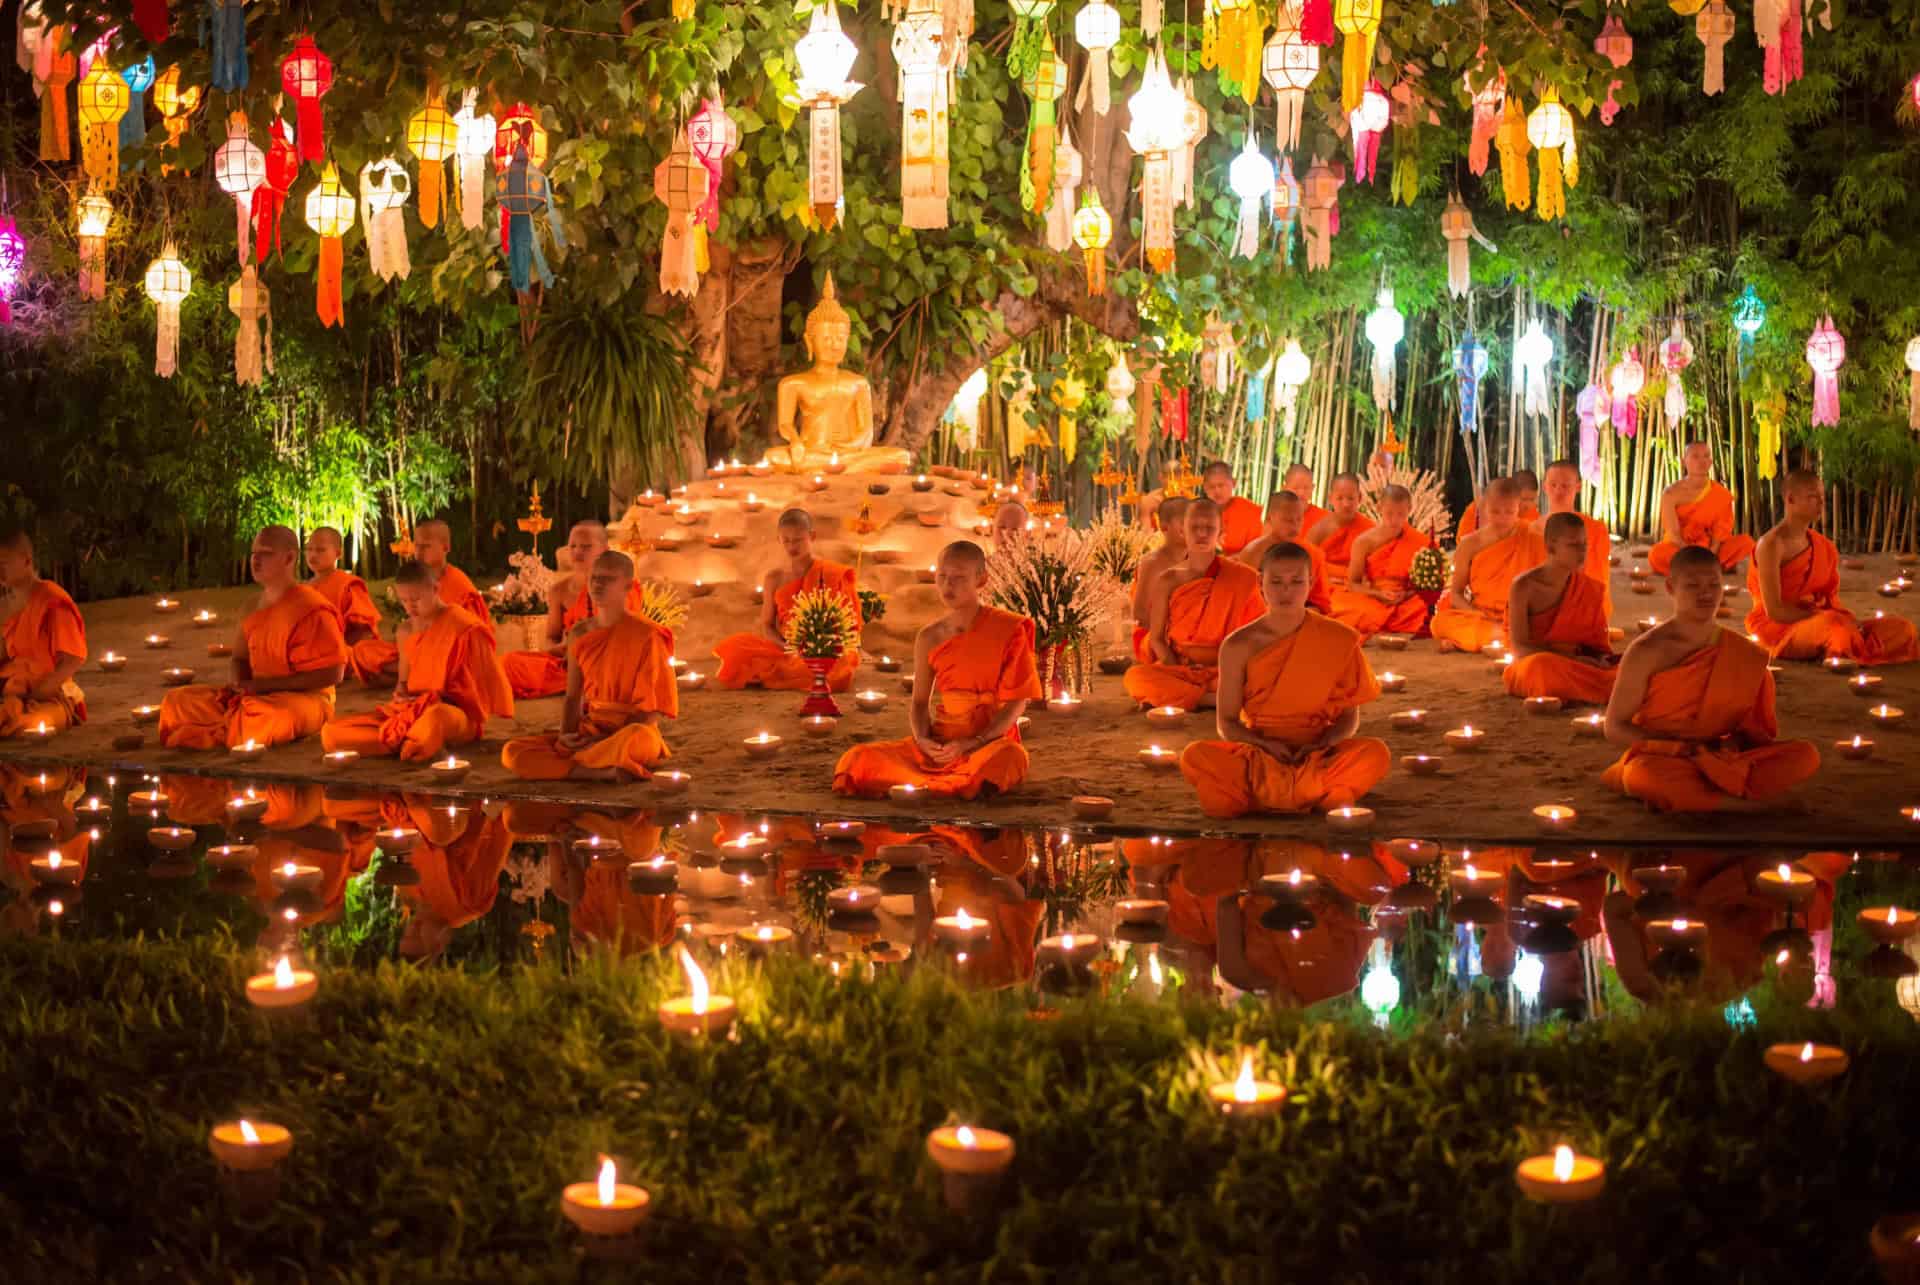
1526,570 -> 1610,653
1314,516 -> 1375,586
577,613 -> 679,733
246,584 -> 348,680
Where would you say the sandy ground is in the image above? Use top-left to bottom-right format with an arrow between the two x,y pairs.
8,468 -> 1920,848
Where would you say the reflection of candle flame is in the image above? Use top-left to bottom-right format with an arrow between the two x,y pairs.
1464,864 -> 1479,879
677,945 -> 710,1015
1552,1145 -> 1573,1182
757,926 -> 773,941
956,1125 -> 976,1148
1800,1042 -> 1814,1063
273,957 -> 294,989
1234,1053 -> 1257,1103
239,1119 -> 260,1144
281,862 -> 296,878
597,1156 -> 616,1206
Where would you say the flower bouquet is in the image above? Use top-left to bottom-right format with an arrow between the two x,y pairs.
782,586 -> 863,717
986,527 -> 1126,698
489,551 -> 553,651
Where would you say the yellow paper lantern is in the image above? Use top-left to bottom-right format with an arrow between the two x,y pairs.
1071,191 -> 1112,296
1524,89 -> 1576,222
152,64 -> 202,173
1496,94 -> 1531,212
407,90 -> 459,230
1332,0 -> 1381,113
76,60 -> 129,187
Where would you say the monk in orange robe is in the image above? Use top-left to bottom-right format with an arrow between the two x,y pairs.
1304,472 -> 1375,589
1203,460 -> 1264,556
834,540 -> 1042,800
1124,498 -> 1264,709
1456,469 -> 1540,539
1430,479 -> 1546,652
1329,485 -> 1431,636
1180,542 -> 1390,817
1540,458 -> 1614,620
399,812 -> 511,960
248,821 -> 354,925
1282,464 -> 1329,535
322,560 -> 514,760
1130,496 -> 1188,661
348,519 -> 492,684
1747,468 -> 1918,665
304,526 -> 379,646
992,499 -> 1031,548
1504,512 -> 1619,705
159,525 -> 347,750
498,520 -> 670,699
1236,492 -> 1332,614
1648,441 -> 1755,575
502,551 -> 677,782
713,507 -> 862,692
0,529 -> 87,736
1602,546 -> 1819,812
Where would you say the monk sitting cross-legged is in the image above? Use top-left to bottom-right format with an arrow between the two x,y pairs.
1124,498 -> 1265,710
1648,441 -> 1755,575
1236,491 -> 1332,613
1540,457 -> 1615,620
1304,472 -> 1374,590
833,540 -> 1043,801
501,551 -> 678,783
304,527 -> 379,647
349,520 -> 492,684
321,560 -> 513,761
1503,512 -> 1619,705
1602,545 -> 1820,812
1746,468 -> 1918,666
159,525 -> 347,750
1329,485 -> 1431,638
1457,469 -> 1540,539
500,520 -> 670,699
1179,542 -> 1390,817
1130,496 -> 1188,661
1203,460 -> 1264,556
0,529 -> 87,737
1430,479 -> 1546,652
1283,463 -> 1329,535
713,508 -> 861,692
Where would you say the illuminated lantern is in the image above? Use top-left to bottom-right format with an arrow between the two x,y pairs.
228,263 -> 273,387
1524,89 -> 1576,221
1045,121 -> 1082,252
1074,1 -> 1121,116
1201,317 -> 1235,394
1274,338 -> 1311,436
1301,0 -> 1333,44
18,4 -> 51,86
1301,154 -> 1342,271
1019,39 -> 1068,217
1804,315 -> 1845,428
1228,137 -> 1275,259
133,0 -> 170,43
493,103 -> 549,172
1576,383 -> 1607,483
1594,15 -> 1631,126
118,57 -> 154,155
1440,194 -> 1476,298
75,187 -> 111,301
302,161 -> 354,328
1332,0 -> 1380,113
1609,347 -> 1645,438
793,1 -> 863,231
1349,78 -> 1388,182
892,0 -> 952,230
254,118 -> 298,263
687,96 -> 740,231
280,36 -> 332,163
1731,284 -> 1765,374
1262,1 -> 1318,152
213,113 -> 266,264
1055,374 -> 1087,462
1176,79 -> 1209,209
1454,330 -> 1489,432
142,243 -> 190,378
1364,287 -> 1404,410
208,0 -> 248,92
1124,48 -> 1185,273
452,90 -> 495,231
1466,64 -> 1504,176
672,0 -> 694,17
652,128 -> 707,298
407,90 -> 459,231
1208,0 -> 1265,105
1515,319 -> 1553,420
0,216 -> 23,326
1697,0 -> 1733,96
1105,353 -> 1136,416
1007,0 -> 1055,80
500,140 -> 567,341
1660,319 -> 1695,425
152,64 -> 202,174
1071,190 -> 1112,296
76,60 -> 128,188
1272,154 -> 1301,266
359,158 -> 412,283
1905,336 -> 1920,431
1757,0 -> 1804,97
38,30 -> 73,163
1493,93 -> 1530,212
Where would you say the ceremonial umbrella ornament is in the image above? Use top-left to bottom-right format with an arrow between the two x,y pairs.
1125,47 -> 1186,274
406,90 -> 459,230
1525,89 -> 1576,221
76,59 -> 129,188
303,161 -> 355,328
1515,319 -> 1553,419
1660,319 -> 1695,425
280,36 -> 332,163
452,91 -> 495,231
1454,330 -> 1489,432
1805,315 -> 1845,428
143,242 -> 190,378
213,112 -> 266,263
1228,137 -> 1275,259
794,0 -> 864,231
228,263 -> 273,387
1072,190 -> 1112,296
359,158 -> 412,283
1074,0 -> 1121,117
75,187 -> 111,301
892,0 -> 952,229
1697,0 -> 1733,96
1274,338 -> 1312,436
1365,287 -> 1405,410
1609,347 -> 1645,438
653,127 -> 707,298
1262,0 -> 1319,153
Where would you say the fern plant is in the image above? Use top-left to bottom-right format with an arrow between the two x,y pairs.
782,587 -> 862,659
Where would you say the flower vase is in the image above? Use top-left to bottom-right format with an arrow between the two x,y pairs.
1036,642 -> 1074,699
500,614 -> 545,652
799,655 -> 842,718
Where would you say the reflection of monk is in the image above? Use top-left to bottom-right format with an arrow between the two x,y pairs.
400,813 -> 511,959
1648,442 -> 1754,575
0,528 -> 87,736
1430,479 -> 1543,652
773,274 -> 910,473
1747,469 -> 1918,665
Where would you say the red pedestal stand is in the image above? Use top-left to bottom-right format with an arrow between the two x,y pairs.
799,655 -> 842,717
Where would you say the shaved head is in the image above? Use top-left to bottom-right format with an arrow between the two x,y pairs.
1186,496 -> 1221,521
939,540 -> 986,576
1261,541 -> 1313,570
1513,469 -> 1539,491
1486,478 -> 1523,503
1267,490 -> 1301,515
1542,511 -> 1586,543
1783,468 -> 1822,497
414,520 -> 451,543
1203,461 -> 1233,480
569,520 -> 607,542
257,524 -> 299,555
1668,545 -> 1721,578
1330,472 -> 1361,491
1381,484 -> 1411,506
1545,459 -> 1579,480
392,559 -> 438,589
1158,496 -> 1190,529
595,550 -> 635,578
1283,463 -> 1313,488
777,507 -> 814,532
311,526 -> 344,551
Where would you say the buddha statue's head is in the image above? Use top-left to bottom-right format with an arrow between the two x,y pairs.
803,273 -> 852,367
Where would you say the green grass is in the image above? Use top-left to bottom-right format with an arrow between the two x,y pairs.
2,934 -> 1917,1283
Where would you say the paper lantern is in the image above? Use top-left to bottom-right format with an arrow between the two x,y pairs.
1524,90 -> 1576,221
213,113 -> 266,264
1731,283 -> 1765,375
1697,0 -> 1733,95
407,91 -> 459,231
1364,287 -> 1404,410
1045,121 -> 1082,253
75,187 -> 111,301
133,0 -> 170,43
1576,383 -> 1607,483
18,4 -> 51,86
1007,0 -> 1055,80
1272,153 -> 1301,265
38,32 -> 73,163
1176,80 -> 1210,209
1201,317 -> 1236,394
452,90 -> 495,231
118,57 -> 154,155
1019,39 -> 1068,217
1071,190 -> 1112,296
1208,0 -> 1265,105
500,142 -> 567,340
1262,2 -> 1319,152
1466,65 -> 1504,176
794,2 -> 863,231
359,158 -> 412,283
152,64 -> 202,174
1125,48 -> 1186,273
228,263 -> 273,387
1074,1 -> 1121,116
1594,15 -> 1631,126
280,37 -> 332,163
303,162 -> 354,328
1758,0 -> 1804,97
1274,338 -> 1311,436
208,0 -> 248,92
652,128 -> 707,298
1494,93 -> 1530,212
1660,319 -> 1695,425
1906,337 -> 1920,430
1055,374 -> 1088,461
1805,315 -> 1845,428
1332,0 -> 1380,113
1609,347 -> 1645,438
1105,353 -> 1136,415
891,0 -> 951,230
0,217 -> 23,326
1301,154 -> 1343,271
76,60 -> 128,187
1452,330 -> 1488,432
687,96 -> 740,231
494,103 -> 549,171
1228,137 -> 1275,259
1440,194 -> 1476,297
254,119 -> 298,263
1349,78 -> 1389,182
1515,319 -> 1553,419
143,243 -> 190,378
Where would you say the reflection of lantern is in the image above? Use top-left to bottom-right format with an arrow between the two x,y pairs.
1332,0 -> 1380,113
1905,336 -> 1920,431
1524,89 -> 1576,221
1105,353 -> 1136,416
1660,320 -> 1695,425
652,128 -> 707,298
1019,39 -> 1068,217
0,217 -> 23,327
213,113 -> 266,263
1272,154 -> 1301,265
1262,1 -> 1319,152
228,263 -> 273,387
1454,331 -> 1489,432
77,60 -> 129,186
255,118 -> 298,263
1696,1 -> 1733,96
1046,122 -> 1082,252
892,0 -> 951,230
1349,78 -> 1388,182
38,31 -> 74,163
687,96 -> 740,231
1516,320 -> 1553,420
1609,347 -> 1645,438
279,36 -> 331,162
453,90 -> 495,231
1274,338 -> 1311,436
143,243 -> 191,378
1301,155 -> 1343,271
1466,64 -> 1504,176
1228,138 -> 1274,259
1594,15 -> 1631,126
407,90 -> 459,230
794,1 -> 863,231
1074,1 -> 1122,116
1805,316 -> 1845,428
75,187 -> 111,301
1125,48 -> 1186,273
1732,284 -> 1765,374
1440,195 -> 1474,298
359,158 -> 412,283
1364,288 -> 1404,410
303,161 -> 354,328
1071,190 -> 1112,296
209,0 -> 248,92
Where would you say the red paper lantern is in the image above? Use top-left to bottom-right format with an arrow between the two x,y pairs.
279,36 -> 333,163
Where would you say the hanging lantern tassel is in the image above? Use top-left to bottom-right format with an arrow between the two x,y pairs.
1074,1 -> 1120,116
1525,90 -> 1574,222
359,159 -> 413,283
254,119 -> 298,264
209,0 -> 248,92
1516,320 -> 1553,420
1364,287 -> 1404,411
1142,0 -> 1163,38
1697,1 -> 1733,96
1759,0 -> 1805,97
1071,191 -> 1112,296
1274,339 -> 1311,436
1020,42 -> 1066,217
453,91 -> 495,233
500,147 -> 567,341
143,243 -> 191,379
1229,139 -> 1274,259
1494,95 -> 1531,213
1661,320 -> 1694,425
228,264 -> 273,387
1609,348 -> 1645,438
1804,315 -> 1845,428
1576,384 -> 1607,483
1333,0 -> 1380,113
652,128 -> 707,298
1906,337 -> 1920,431
39,35 -> 74,163
794,2 -> 863,231
303,162 -> 354,328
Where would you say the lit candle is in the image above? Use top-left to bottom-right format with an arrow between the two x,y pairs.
99,651 -> 126,672
161,667 -> 194,686
27,850 -> 80,887
917,564 -> 937,584
1880,582 -> 1903,598
128,788 -> 169,812
1145,704 -> 1186,726
817,819 -> 866,840
1207,1053 -> 1287,1119
720,832 -> 769,859
1755,862 -> 1816,907
207,1119 -> 293,1173
1572,712 -> 1606,737
245,956 -> 318,1010
1070,794 -> 1114,821
1836,735 -> 1874,760
736,923 -> 794,950
751,457 -> 774,476
1387,838 -> 1438,864
269,860 -> 323,893
825,452 -> 845,475
560,1156 -> 652,1238
876,655 -> 902,673
1138,744 -> 1179,769
1857,906 -> 1920,947
1522,894 -> 1581,926
1523,696 -> 1563,716
1258,868 -> 1320,902
1377,671 -> 1405,693
801,715 -> 837,738
22,719 -> 54,741
154,597 -> 180,613
1389,709 -> 1428,730
1443,724 -> 1486,752
1326,806 -> 1375,833
674,503 -> 697,524
225,790 -> 268,823
1869,704 -> 1905,726
913,474 -> 935,492
145,633 -> 170,649
1851,673 -> 1884,697
1824,655 -> 1860,674
1401,754 -> 1443,776
742,491 -> 764,512
1514,1144 -> 1606,1204
1630,564 -> 1649,579
669,656 -> 689,673
657,944 -> 736,1036
808,474 -> 827,492
742,731 -> 784,759
193,609 -> 218,626
1630,580 -> 1655,595
1645,917 -> 1708,952
925,1124 -> 1015,1211
1532,804 -> 1576,834
1115,898 -> 1170,927
934,906 -> 994,947
688,579 -> 714,598
207,843 -> 258,872
77,796 -> 107,817
848,689 -> 890,716
147,825 -> 197,852
571,835 -> 621,861
889,782 -> 922,802
379,827 -> 420,855
626,854 -> 679,895
1635,615 -> 1660,634
1036,933 -> 1104,967
652,769 -> 692,793
1448,860 -> 1502,900
1763,1041 -> 1849,1085
229,738 -> 265,760
827,884 -> 882,914
677,670 -> 707,690
1045,692 -> 1082,714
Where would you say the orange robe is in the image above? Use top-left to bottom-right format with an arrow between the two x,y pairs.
833,605 -> 1043,800
1504,572 -> 1617,704
322,605 -> 514,760
501,579 -> 669,699
501,614 -> 677,781
310,569 -> 379,640
1603,629 -> 1820,813
1429,525 -> 1546,652
0,579 -> 87,735
1179,615 -> 1389,817
1123,557 -> 1264,708
1328,528 -> 1431,636
1217,495 -> 1264,555
348,563 -> 492,683
1745,532 -> 1918,665
1457,501 -> 1539,539
713,559 -> 860,692
159,585 -> 346,750
1312,516 -> 1376,589
403,814 -> 511,932
1302,503 -> 1330,535
1649,480 -> 1755,574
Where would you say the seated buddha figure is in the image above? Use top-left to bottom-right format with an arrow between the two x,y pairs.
774,275 -> 911,475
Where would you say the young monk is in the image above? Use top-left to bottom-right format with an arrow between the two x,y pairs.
498,520 -> 668,699
159,525 -> 347,750
713,508 -> 861,691
304,527 -> 379,646
992,500 -> 1031,546
1236,491 -> 1331,613
1602,545 -> 1820,812
833,540 -> 1042,799
1283,463 -> 1327,532
1648,441 -> 1755,575
1329,485 -> 1431,637
1130,496 -> 1189,660
1503,512 -> 1618,705
1304,473 -> 1375,590
1747,468 -> 1918,665
0,529 -> 87,736
1178,542 -> 1390,817
502,551 -> 677,782
1203,461 -> 1264,556
1457,469 -> 1541,539
349,519 -> 492,683
321,560 -> 514,761
1541,457 -> 1614,619
1124,497 -> 1265,709
1430,478 -> 1546,652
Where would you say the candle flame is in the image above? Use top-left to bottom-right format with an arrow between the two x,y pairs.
273,957 -> 294,989
757,926 -> 774,941
1288,868 -> 1303,885
239,1119 -> 260,1144
1464,863 -> 1479,879
1853,735 -> 1864,747
1777,864 -> 1792,882
282,862 -> 296,879
47,851 -> 61,869
677,944 -> 710,1015
1777,949 -> 1790,965
1800,1042 -> 1814,1062
1234,1053 -> 1257,1103
956,907 -> 976,929
597,1156 -> 616,1206
1892,908 -> 1902,925
1672,918 -> 1690,931
955,1125 -> 977,1148
1462,724 -> 1475,735
1552,1145 -> 1574,1182
1059,934 -> 1075,949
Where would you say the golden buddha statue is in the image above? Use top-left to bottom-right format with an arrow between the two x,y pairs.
774,275 -> 911,474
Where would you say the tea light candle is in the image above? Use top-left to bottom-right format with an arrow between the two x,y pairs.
21,719 -> 55,742
1448,861 -> 1503,899
1870,704 -> 1905,726
853,689 -> 888,713
805,474 -> 828,493
1402,754 -> 1442,777
1208,1053 -> 1287,1119
560,1157 -> 651,1238
688,580 -> 714,598
1763,1041 -> 1848,1085
245,956 -> 318,1010
917,565 -> 937,584
658,945 -> 736,1036
1138,744 -> 1179,770
76,796 -> 108,819
1630,564 -> 1649,579
1630,581 -> 1654,595
925,1124 -> 1014,1212
1115,898 -> 1170,927
1145,704 -> 1186,726
1258,868 -> 1320,902
193,609 -> 218,627
876,655 -> 902,673
128,789 -> 169,812
934,906 -> 993,947
154,597 -> 180,613
207,843 -> 258,872
676,670 -> 707,691
1327,806 -> 1375,833
1523,894 -> 1581,926
28,850 -> 81,887
625,854 -> 679,894
674,504 -> 698,525
801,715 -> 838,738
1850,673 -> 1884,697
571,835 -> 621,862
736,923 -> 795,950
148,825 -> 197,852
377,826 -> 419,856
1377,671 -> 1405,693
145,633 -> 170,650
1389,709 -> 1428,730
1376,634 -> 1409,651
652,769 -> 691,793
741,492 -> 765,513
1755,862 -> 1816,906
161,667 -> 196,687
208,1119 -> 293,1173
429,755 -> 471,782
1036,933 -> 1103,967
1070,794 -> 1114,821
743,731 -> 784,759
1572,712 -> 1606,737
225,790 -> 268,823
1045,693 -> 1083,714
1635,615 -> 1660,634
889,782 -> 923,803
99,651 -> 126,672
1824,655 -> 1860,674
705,533 -> 736,550
1443,725 -> 1486,752
1514,1145 -> 1605,1204
1880,583 -> 1903,598
1837,735 -> 1875,760
750,458 -> 774,477
1858,906 -> 1920,947
913,474 -> 935,492
1524,696 -> 1563,716
1646,917 -> 1708,952
269,861 -> 323,893
1532,804 -> 1576,834
827,884 -> 882,914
